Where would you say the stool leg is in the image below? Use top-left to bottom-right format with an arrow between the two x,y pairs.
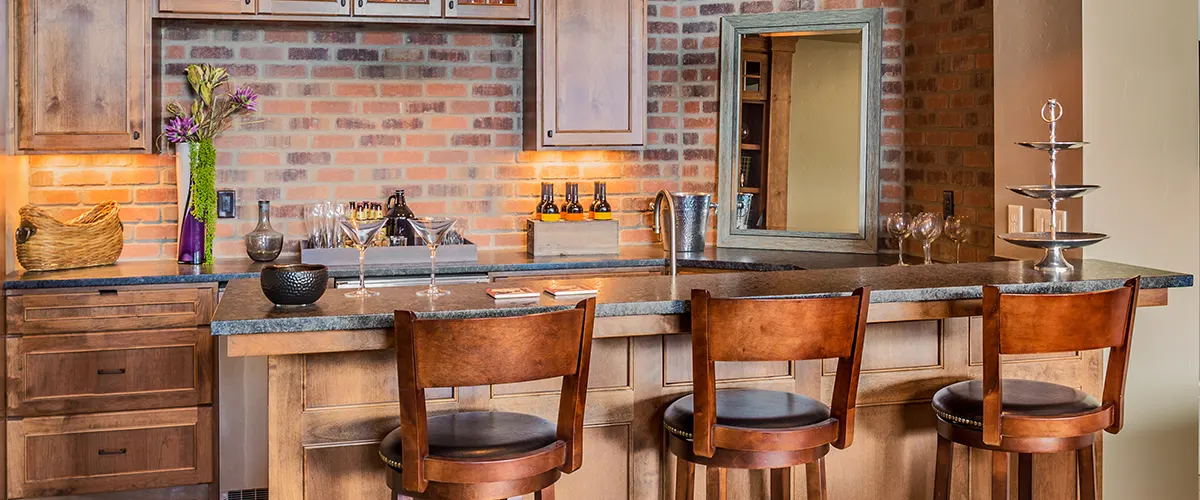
706,466 -> 728,500
535,484 -> 555,500
992,451 -> 1009,500
674,459 -> 696,500
1077,444 -> 1097,500
770,467 -> 792,500
804,458 -> 828,500
1017,454 -> 1032,500
933,435 -> 953,500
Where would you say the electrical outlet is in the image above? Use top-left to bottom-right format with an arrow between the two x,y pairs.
1006,205 -> 1024,233
217,190 -> 237,219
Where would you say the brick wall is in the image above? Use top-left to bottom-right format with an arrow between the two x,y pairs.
901,0 -> 994,261
26,0 -> 907,261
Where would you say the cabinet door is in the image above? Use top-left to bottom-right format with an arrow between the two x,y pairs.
15,0 -> 150,152
259,0 -> 349,15
534,0 -> 645,148
352,0 -> 440,18
448,0 -> 529,20
158,0 -> 256,14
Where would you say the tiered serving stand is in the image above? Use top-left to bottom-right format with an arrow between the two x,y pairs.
999,99 -> 1108,272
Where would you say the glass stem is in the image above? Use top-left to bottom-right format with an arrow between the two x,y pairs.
429,246 -> 438,291
897,238 -> 905,265
923,241 -> 933,265
955,242 -> 962,264
358,247 -> 366,292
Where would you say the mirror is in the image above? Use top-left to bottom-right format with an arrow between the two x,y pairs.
716,9 -> 883,253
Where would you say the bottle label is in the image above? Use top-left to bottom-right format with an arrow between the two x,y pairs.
564,213 -> 586,222
592,212 -> 613,220
541,213 -> 561,222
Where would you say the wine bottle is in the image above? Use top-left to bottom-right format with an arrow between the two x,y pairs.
590,181 -> 600,215
541,184 -> 561,222
535,182 -> 549,220
564,183 -> 586,221
593,182 -> 612,220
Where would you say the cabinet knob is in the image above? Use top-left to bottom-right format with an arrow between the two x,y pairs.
358,0 -> 363,6
98,448 -> 127,456
97,368 -> 127,375
245,0 -> 250,4
448,0 -> 455,8
132,131 -> 140,140
547,130 -> 554,138
340,0 -> 345,6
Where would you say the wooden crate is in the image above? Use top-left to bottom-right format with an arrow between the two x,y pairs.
526,219 -> 619,256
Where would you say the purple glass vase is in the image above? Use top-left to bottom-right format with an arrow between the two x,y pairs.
178,190 -> 206,265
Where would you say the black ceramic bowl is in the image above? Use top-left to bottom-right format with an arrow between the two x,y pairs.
260,264 -> 328,306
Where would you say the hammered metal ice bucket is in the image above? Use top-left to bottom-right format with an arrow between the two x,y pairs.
671,193 -> 714,253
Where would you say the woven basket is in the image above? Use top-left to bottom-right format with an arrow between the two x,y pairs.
16,201 -> 124,271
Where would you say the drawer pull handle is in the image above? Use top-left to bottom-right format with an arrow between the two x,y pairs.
98,289 -> 118,296
98,448 -> 127,456
97,368 -> 126,375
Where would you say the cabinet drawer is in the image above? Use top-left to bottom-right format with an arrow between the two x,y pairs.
7,329 -> 213,417
6,285 -> 216,334
7,407 -> 214,498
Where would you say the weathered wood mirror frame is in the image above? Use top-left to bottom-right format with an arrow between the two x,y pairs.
716,9 -> 883,253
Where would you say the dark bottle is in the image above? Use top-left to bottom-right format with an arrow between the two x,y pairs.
590,181 -> 600,214
541,184 -> 561,222
385,189 -> 416,245
564,182 -> 586,221
535,182 -> 551,220
592,182 -> 612,220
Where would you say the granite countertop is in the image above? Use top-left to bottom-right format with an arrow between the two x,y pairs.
210,259 -> 1193,335
3,246 -> 894,290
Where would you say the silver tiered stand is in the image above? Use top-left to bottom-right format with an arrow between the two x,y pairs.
999,99 -> 1108,272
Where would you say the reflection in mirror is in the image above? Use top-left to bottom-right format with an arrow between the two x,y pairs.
718,9 -> 882,254
737,31 -> 863,233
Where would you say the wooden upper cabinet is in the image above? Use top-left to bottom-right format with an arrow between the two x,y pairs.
449,0 -> 529,20
158,0 -> 256,14
352,0 -> 441,18
258,0 -> 350,15
528,0 -> 646,149
15,0 -> 150,152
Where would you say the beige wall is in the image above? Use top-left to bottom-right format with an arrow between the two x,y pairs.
993,0 -> 1084,259
1082,0 -> 1200,497
786,35 -> 862,234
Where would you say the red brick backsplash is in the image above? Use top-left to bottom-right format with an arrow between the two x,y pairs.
901,0 -> 994,261
27,0 -> 907,261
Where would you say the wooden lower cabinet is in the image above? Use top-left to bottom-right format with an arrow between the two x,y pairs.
6,407 -> 214,499
258,316 -> 1098,499
158,0 -> 256,14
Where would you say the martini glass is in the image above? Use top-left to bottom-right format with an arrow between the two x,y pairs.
338,217 -> 386,298
409,217 -> 457,297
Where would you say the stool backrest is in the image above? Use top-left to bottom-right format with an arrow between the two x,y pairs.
690,287 -> 871,456
393,298 -> 596,492
981,277 -> 1140,445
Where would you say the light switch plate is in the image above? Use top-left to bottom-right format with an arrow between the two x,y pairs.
1007,205 -> 1024,233
1032,208 -> 1067,232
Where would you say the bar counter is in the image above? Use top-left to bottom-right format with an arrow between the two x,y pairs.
212,259 -> 1190,500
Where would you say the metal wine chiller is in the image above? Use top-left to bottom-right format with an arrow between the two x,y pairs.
999,99 -> 1108,272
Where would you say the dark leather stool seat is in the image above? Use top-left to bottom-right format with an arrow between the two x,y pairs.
380,411 -> 558,470
932,379 -> 1101,428
663,389 -> 832,440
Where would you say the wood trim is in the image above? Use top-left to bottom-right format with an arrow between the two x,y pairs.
764,37 -> 798,231
352,0 -> 440,18
150,10 -> 534,25
452,0 -> 530,20
258,0 -> 350,16
157,0 -> 256,14
267,355 -> 305,500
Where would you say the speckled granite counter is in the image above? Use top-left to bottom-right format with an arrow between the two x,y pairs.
210,259 -> 1192,335
3,246 -> 898,290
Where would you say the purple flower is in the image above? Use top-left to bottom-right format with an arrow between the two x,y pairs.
229,85 -> 259,112
164,115 -> 199,143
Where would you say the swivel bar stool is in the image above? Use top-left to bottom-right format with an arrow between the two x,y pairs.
379,298 -> 596,500
666,288 -> 871,500
931,278 -> 1140,500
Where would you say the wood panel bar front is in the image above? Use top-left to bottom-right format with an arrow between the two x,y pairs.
243,294 -> 1169,499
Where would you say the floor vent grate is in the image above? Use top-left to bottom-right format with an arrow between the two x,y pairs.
222,488 -> 268,500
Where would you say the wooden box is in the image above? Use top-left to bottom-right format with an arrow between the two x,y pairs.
526,219 -> 619,256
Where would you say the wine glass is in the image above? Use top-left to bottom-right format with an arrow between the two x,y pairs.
338,216 -> 386,298
911,212 -> 943,265
885,212 -> 913,266
944,216 -> 969,263
409,217 -> 458,297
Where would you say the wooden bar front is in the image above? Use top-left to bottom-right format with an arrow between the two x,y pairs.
230,290 -> 1168,499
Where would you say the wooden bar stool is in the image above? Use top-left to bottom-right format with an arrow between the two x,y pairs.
666,288 -> 871,500
379,298 -> 596,500
931,277 -> 1141,500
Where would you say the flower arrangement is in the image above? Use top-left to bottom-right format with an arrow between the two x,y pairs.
162,64 -> 258,264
